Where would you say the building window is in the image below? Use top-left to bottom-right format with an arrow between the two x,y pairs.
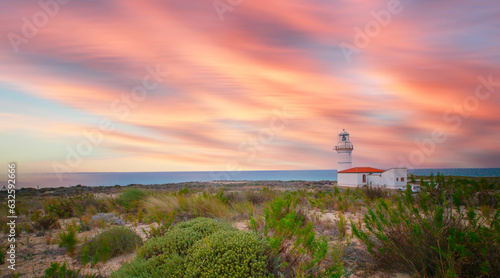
396,178 -> 399,181
362,174 -> 366,183
401,177 -> 404,182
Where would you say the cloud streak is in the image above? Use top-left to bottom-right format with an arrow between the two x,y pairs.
1,0 -> 499,174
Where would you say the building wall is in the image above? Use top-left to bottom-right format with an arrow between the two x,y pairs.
337,173 -> 360,187
380,168 -> 407,188
338,168 -> 407,188
367,173 -> 382,186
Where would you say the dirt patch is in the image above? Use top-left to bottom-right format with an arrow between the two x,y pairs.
233,220 -> 250,231
0,222 -> 151,277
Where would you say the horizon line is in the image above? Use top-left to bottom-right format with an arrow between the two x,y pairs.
14,167 -> 500,175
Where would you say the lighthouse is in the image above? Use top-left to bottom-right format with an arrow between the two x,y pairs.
335,129 -> 407,188
334,129 -> 353,172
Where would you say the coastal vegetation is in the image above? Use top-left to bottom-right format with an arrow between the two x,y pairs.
80,226 -> 142,266
0,176 -> 498,277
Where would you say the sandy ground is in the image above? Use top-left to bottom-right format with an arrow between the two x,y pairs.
0,220 -> 151,278
1,214 -> 409,278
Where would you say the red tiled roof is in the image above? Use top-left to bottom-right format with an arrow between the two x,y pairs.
338,167 -> 385,173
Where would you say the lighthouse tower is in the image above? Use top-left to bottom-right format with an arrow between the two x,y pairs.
334,129 -> 354,171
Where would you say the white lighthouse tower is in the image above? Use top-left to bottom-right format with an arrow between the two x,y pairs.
334,129 -> 354,172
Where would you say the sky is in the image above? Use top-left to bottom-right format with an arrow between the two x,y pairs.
0,0 -> 499,175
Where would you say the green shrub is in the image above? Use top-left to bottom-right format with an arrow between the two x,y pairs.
363,186 -> 387,201
251,192 -> 328,277
120,188 -> 147,206
185,230 -> 271,278
56,229 -> 78,256
78,215 -> 93,232
138,217 -> 235,259
144,212 -> 175,238
110,253 -> 184,278
351,198 -> 500,277
42,194 -> 109,219
138,228 -> 201,259
319,241 -> 352,278
43,197 -> 74,218
32,214 -> 61,230
72,194 -> 111,217
42,262 -> 96,278
320,262 -> 351,278
113,217 -> 265,278
80,226 -> 142,265
336,211 -> 348,240
171,216 -> 233,234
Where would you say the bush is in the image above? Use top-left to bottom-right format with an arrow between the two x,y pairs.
138,217 -> 235,259
363,186 -> 387,201
80,226 -> 142,265
118,188 -> 147,210
78,215 -> 93,232
42,194 -> 110,219
110,253 -> 184,278
32,214 -> 61,230
251,192 -> 329,277
113,217 -> 269,278
171,216 -> 233,234
138,227 -> 202,260
72,194 -> 111,217
352,198 -> 500,277
56,229 -> 78,256
42,262 -> 96,278
185,230 -> 271,278
122,188 -> 147,202
43,197 -> 74,218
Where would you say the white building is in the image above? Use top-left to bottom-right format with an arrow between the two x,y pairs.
337,167 -> 407,188
334,129 -> 407,189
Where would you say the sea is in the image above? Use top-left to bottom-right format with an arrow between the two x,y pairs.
4,168 -> 500,189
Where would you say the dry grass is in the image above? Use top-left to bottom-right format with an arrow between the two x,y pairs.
143,193 -> 229,221
231,200 -> 254,220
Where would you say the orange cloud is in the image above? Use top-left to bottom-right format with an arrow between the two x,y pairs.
1,0 -> 499,174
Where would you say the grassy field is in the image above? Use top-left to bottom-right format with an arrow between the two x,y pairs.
0,175 -> 498,277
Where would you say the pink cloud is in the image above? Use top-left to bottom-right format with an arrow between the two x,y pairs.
1,0 -> 499,172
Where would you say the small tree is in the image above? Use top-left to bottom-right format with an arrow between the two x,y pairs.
410,174 -> 416,183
